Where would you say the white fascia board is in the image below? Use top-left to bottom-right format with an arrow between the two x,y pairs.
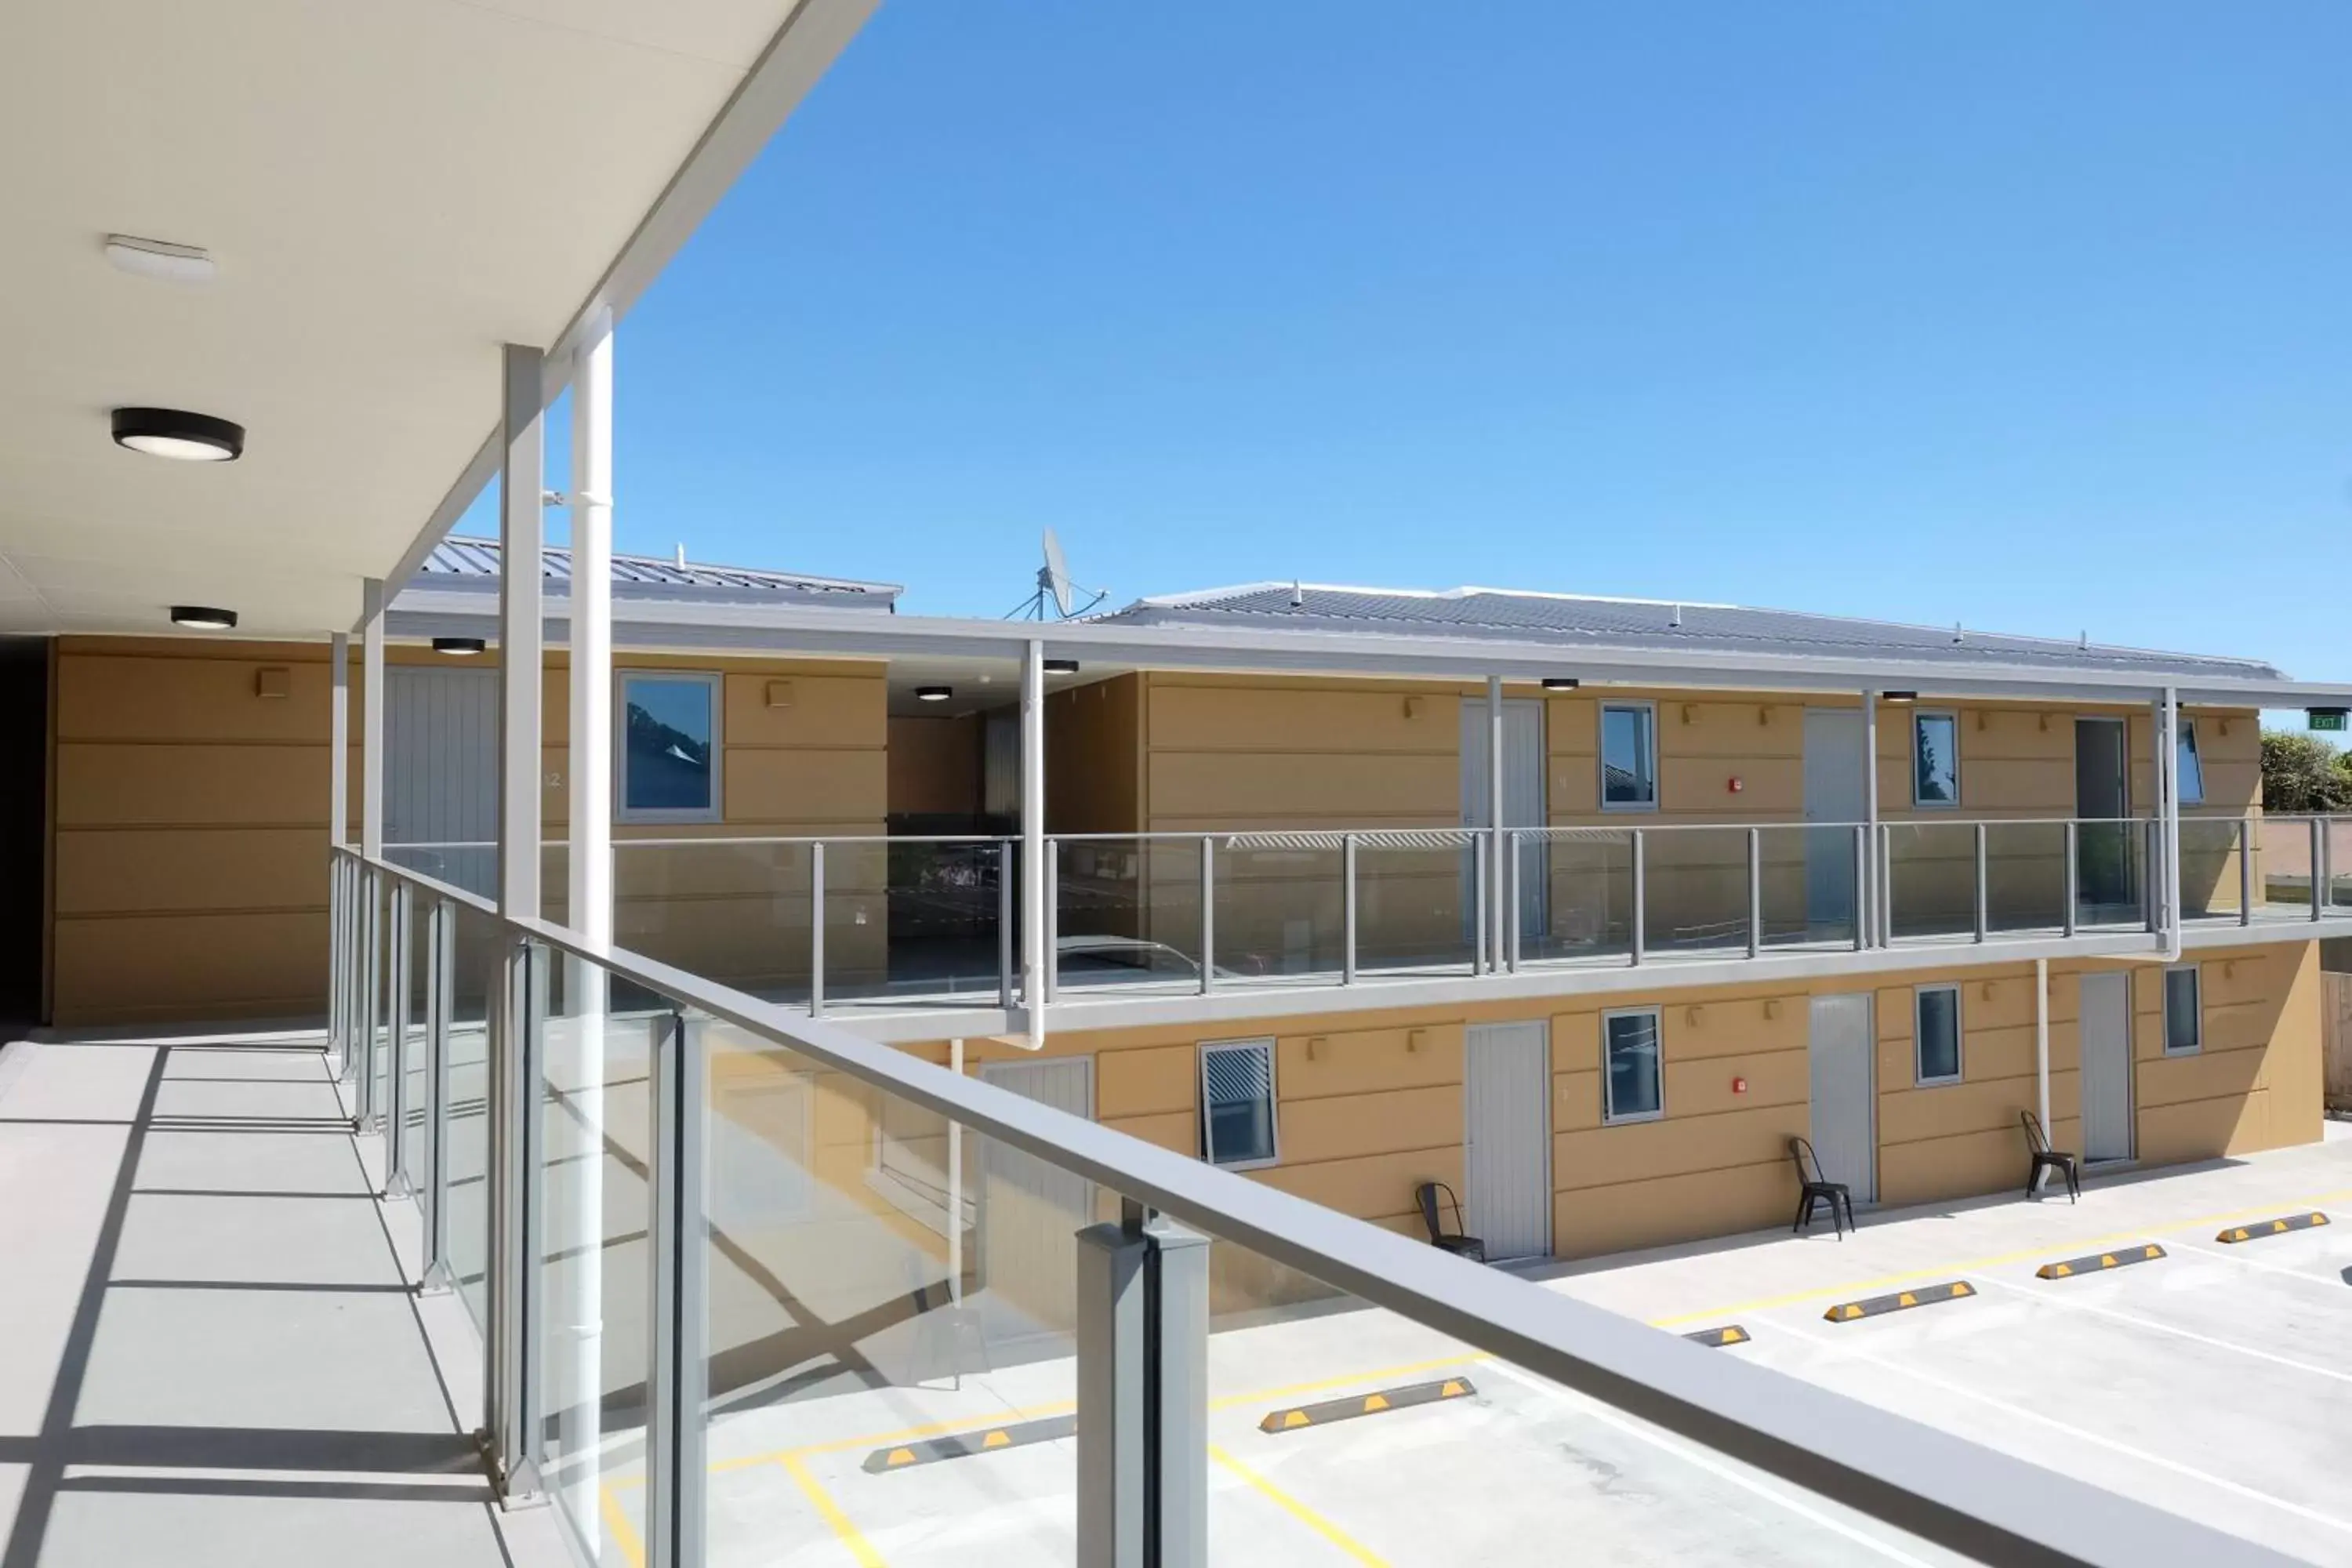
384,590 -> 2352,706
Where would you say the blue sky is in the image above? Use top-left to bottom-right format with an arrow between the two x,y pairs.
496,3 -> 2349,703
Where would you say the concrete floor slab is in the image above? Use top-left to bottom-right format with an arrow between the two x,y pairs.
133,1125 -> 376,1196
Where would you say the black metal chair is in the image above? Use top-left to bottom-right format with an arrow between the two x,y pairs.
1415,1181 -> 1485,1261
2021,1110 -> 2081,1203
1788,1136 -> 1855,1240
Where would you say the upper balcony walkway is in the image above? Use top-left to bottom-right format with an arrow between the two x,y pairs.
0,1025 -> 562,1568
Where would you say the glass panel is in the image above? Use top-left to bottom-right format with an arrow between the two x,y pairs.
399,889 -> 430,1191
1057,836 -> 1205,996
1603,1011 -> 1662,1120
622,673 -> 717,815
2332,819 -> 2352,913
612,840 -> 814,1009
1519,829 -> 1632,964
1912,713 -> 1960,806
2252,816 -> 2318,918
1916,988 -> 1962,1081
446,901 -> 502,1334
1763,824 -> 1856,949
1884,822 -> 1976,941
1600,704 -> 1655,808
2176,722 -> 2205,805
2074,817 -> 2147,927
1642,828 -> 1750,953
370,872 -> 391,1130
1984,821 -> 2067,935
1214,837 -> 1344,985
1203,1042 -> 1276,1166
824,837 -> 1012,1006
1356,832 -> 1481,973
2165,968 -> 2201,1053
2176,818 -> 2245,923
541,951 -> 658,1566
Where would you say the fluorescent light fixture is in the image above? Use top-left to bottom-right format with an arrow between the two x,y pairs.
1044,659 -> 1080,674
433,637 -> 486,656
1882,690 -> 1918,703
916,685 -> 953,702
104,234 -> 216,285
1541,677 -> 1579,691
112,407 -> 243,462
169,604 -> 237,630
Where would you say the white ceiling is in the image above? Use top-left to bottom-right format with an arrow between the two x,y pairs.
0,0 -> 864,640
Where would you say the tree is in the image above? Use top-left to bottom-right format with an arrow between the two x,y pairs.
2259,731 -> 2352,812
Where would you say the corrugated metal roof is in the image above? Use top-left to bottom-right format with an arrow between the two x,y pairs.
1092,583 -> 2284,681
414,535 -> 900,606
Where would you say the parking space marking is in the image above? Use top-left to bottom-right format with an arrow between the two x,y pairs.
1650,1185 -> 2352,1329
2168,1235 -> 2348,1287
1969,1275 -> 2352,1387
780,1449 -> 890,1568
1209,1446 -> 1392,1566
599,1481 -> 648,1568
1479,1361 -> 1938,1567
1769,1319 -> 2352,1541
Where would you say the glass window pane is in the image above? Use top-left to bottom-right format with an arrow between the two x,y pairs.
624,676 -> 714,812
1602,706 -> 1655,807
1604,1011 -> 1661,1119
2165,967 -> 2201,1052
1203,1043 -> 1276,1165
1913,714 -> 1958,805
1916,988 -> 1961,1080
2176,723 -> 2205,805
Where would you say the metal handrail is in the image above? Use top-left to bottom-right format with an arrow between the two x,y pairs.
332,843 -> 2287,1567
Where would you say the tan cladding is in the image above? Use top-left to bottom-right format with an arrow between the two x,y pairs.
915,938 -> 2323,1263
49,637 -> 887,1025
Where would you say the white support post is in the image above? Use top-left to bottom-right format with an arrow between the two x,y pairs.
500,343 -> 546,923
947,1038 -> 964,1307
361,583 -> 387,1123
2159,690 -> 2182,960
1861,690 -> 1879,946
1487,675 -> 1505,974
2034,957 -> 2051,1191
329,631 -> 350,1073
562,314 -> 612,1558
1021,641 -> 1047,1048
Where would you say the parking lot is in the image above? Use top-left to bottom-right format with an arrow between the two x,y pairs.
612,1126 -> 2352,1566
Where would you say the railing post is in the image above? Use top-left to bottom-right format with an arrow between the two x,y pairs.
1341,833 -> 1358,985
383,880 -> 414,1200
2145,818 -> 2160,935
419,898 -> 455,1294
488,937 -> 547,1502
1973,822 -> 1989,943
1850,824 -> 1866,953
360,868 -> 382,1130
1878,825 -> 1894,946
1746,827 -> 1762,958
998,840 -> 1016,1011
1198,837 -> 1214,997
809,840 -> 826,1018
1507,829 -> 1523,972
2062,821 -> 2078,938
2239,817 -> 2253,927
1044,837 -> 1060,1006
1629,829 -> 1646,967
645,1008 -> 707,1568
2314,818 -> 2328,924
1472,838 -> 1489,974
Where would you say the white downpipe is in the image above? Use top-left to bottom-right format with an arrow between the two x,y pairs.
948,1037 -> 964,1305
561,314 -> 613,1556
2160,689 -> 2182,962
2034,956 -> 2051,1190
1487,674 -> 1504,973
330,633 -> 351,851
1861,690 -> 1879,946
1022,641 -> 1047,1047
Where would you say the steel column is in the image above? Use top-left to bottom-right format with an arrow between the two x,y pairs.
1076,1221 -> 1150,1567
1486,675 -> 1504,974
1044,837 -> 1060,1007
499,342 -> 546,924
420,898 -> 456,1294
329,633 -> 351,1071
1021,639 -> 1047,1046
2160,690 -> 2182,956
645,1010 -> 708,1568
1861,691 -> 1879,947
488,938 -> 547,1502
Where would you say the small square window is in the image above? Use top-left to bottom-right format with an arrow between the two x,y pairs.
2176,720 -> 2205,806
2163,966 -> 2201,1054
1602,1008 -> 1664,1122
1912,711 -> 1959,808
1915,985 -> 1962,1084
1200,1040 -> 1278,1168
1601,703 -> 1657,811
620,673 -> 720,821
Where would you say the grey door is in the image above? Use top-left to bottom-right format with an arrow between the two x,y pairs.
1465,1022 -> 1551,1260
386,666 -> 499,896
2080,971 -> 2134,1162
1803,709 -> 1865,938
1807,994 -> 1876,1204
976,1056 -> 1094,1344
1461,699 -> 1548,944
2075,718 -> 2133,918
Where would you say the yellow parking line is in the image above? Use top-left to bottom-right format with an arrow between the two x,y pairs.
1647,1185 -> 2352,1328
598,1482 -> 647,1568
1210,1445 -> 1392,1566
780,1450 -> 890,1568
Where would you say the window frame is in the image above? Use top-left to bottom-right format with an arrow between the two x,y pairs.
1598,700 -> 1661,815
1600,1005 -> 1666,1124
615,669 -> 725,824
1913,983 -> 1964,1086
1910,709 -> 1961,810
2175,719 -> 2205,806
2162,964 -> 2202,1056
1198,1038 -> 1280,1171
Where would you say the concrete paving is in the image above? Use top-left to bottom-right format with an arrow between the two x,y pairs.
0,1028 -> 564,1568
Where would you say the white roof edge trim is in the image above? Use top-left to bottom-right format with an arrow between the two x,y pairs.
1132,581 -> 1741,610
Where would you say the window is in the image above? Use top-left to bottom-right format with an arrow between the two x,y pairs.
619,672 -> 720,821
2176,720 -> 2205,805
1915,985 -> 1962,1084
1602,1007 -> 1664,1122
2164,965 -> 2201,1054
1200,1040 -> 1278,1168
1912,710 -> 1959,808
1600,702 -> 1657,811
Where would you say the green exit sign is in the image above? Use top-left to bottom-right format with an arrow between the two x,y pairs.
2312,709 -> 2349,733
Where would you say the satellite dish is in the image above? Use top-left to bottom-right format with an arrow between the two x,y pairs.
1007,528 -> 1108,620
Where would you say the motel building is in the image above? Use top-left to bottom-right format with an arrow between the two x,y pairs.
9,5 -> 2350,1567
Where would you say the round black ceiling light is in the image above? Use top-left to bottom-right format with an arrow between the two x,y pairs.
916,685 -> 953,702
112,406 -> 244,462
169,605 -> 238,630
432,637 -> 487,655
